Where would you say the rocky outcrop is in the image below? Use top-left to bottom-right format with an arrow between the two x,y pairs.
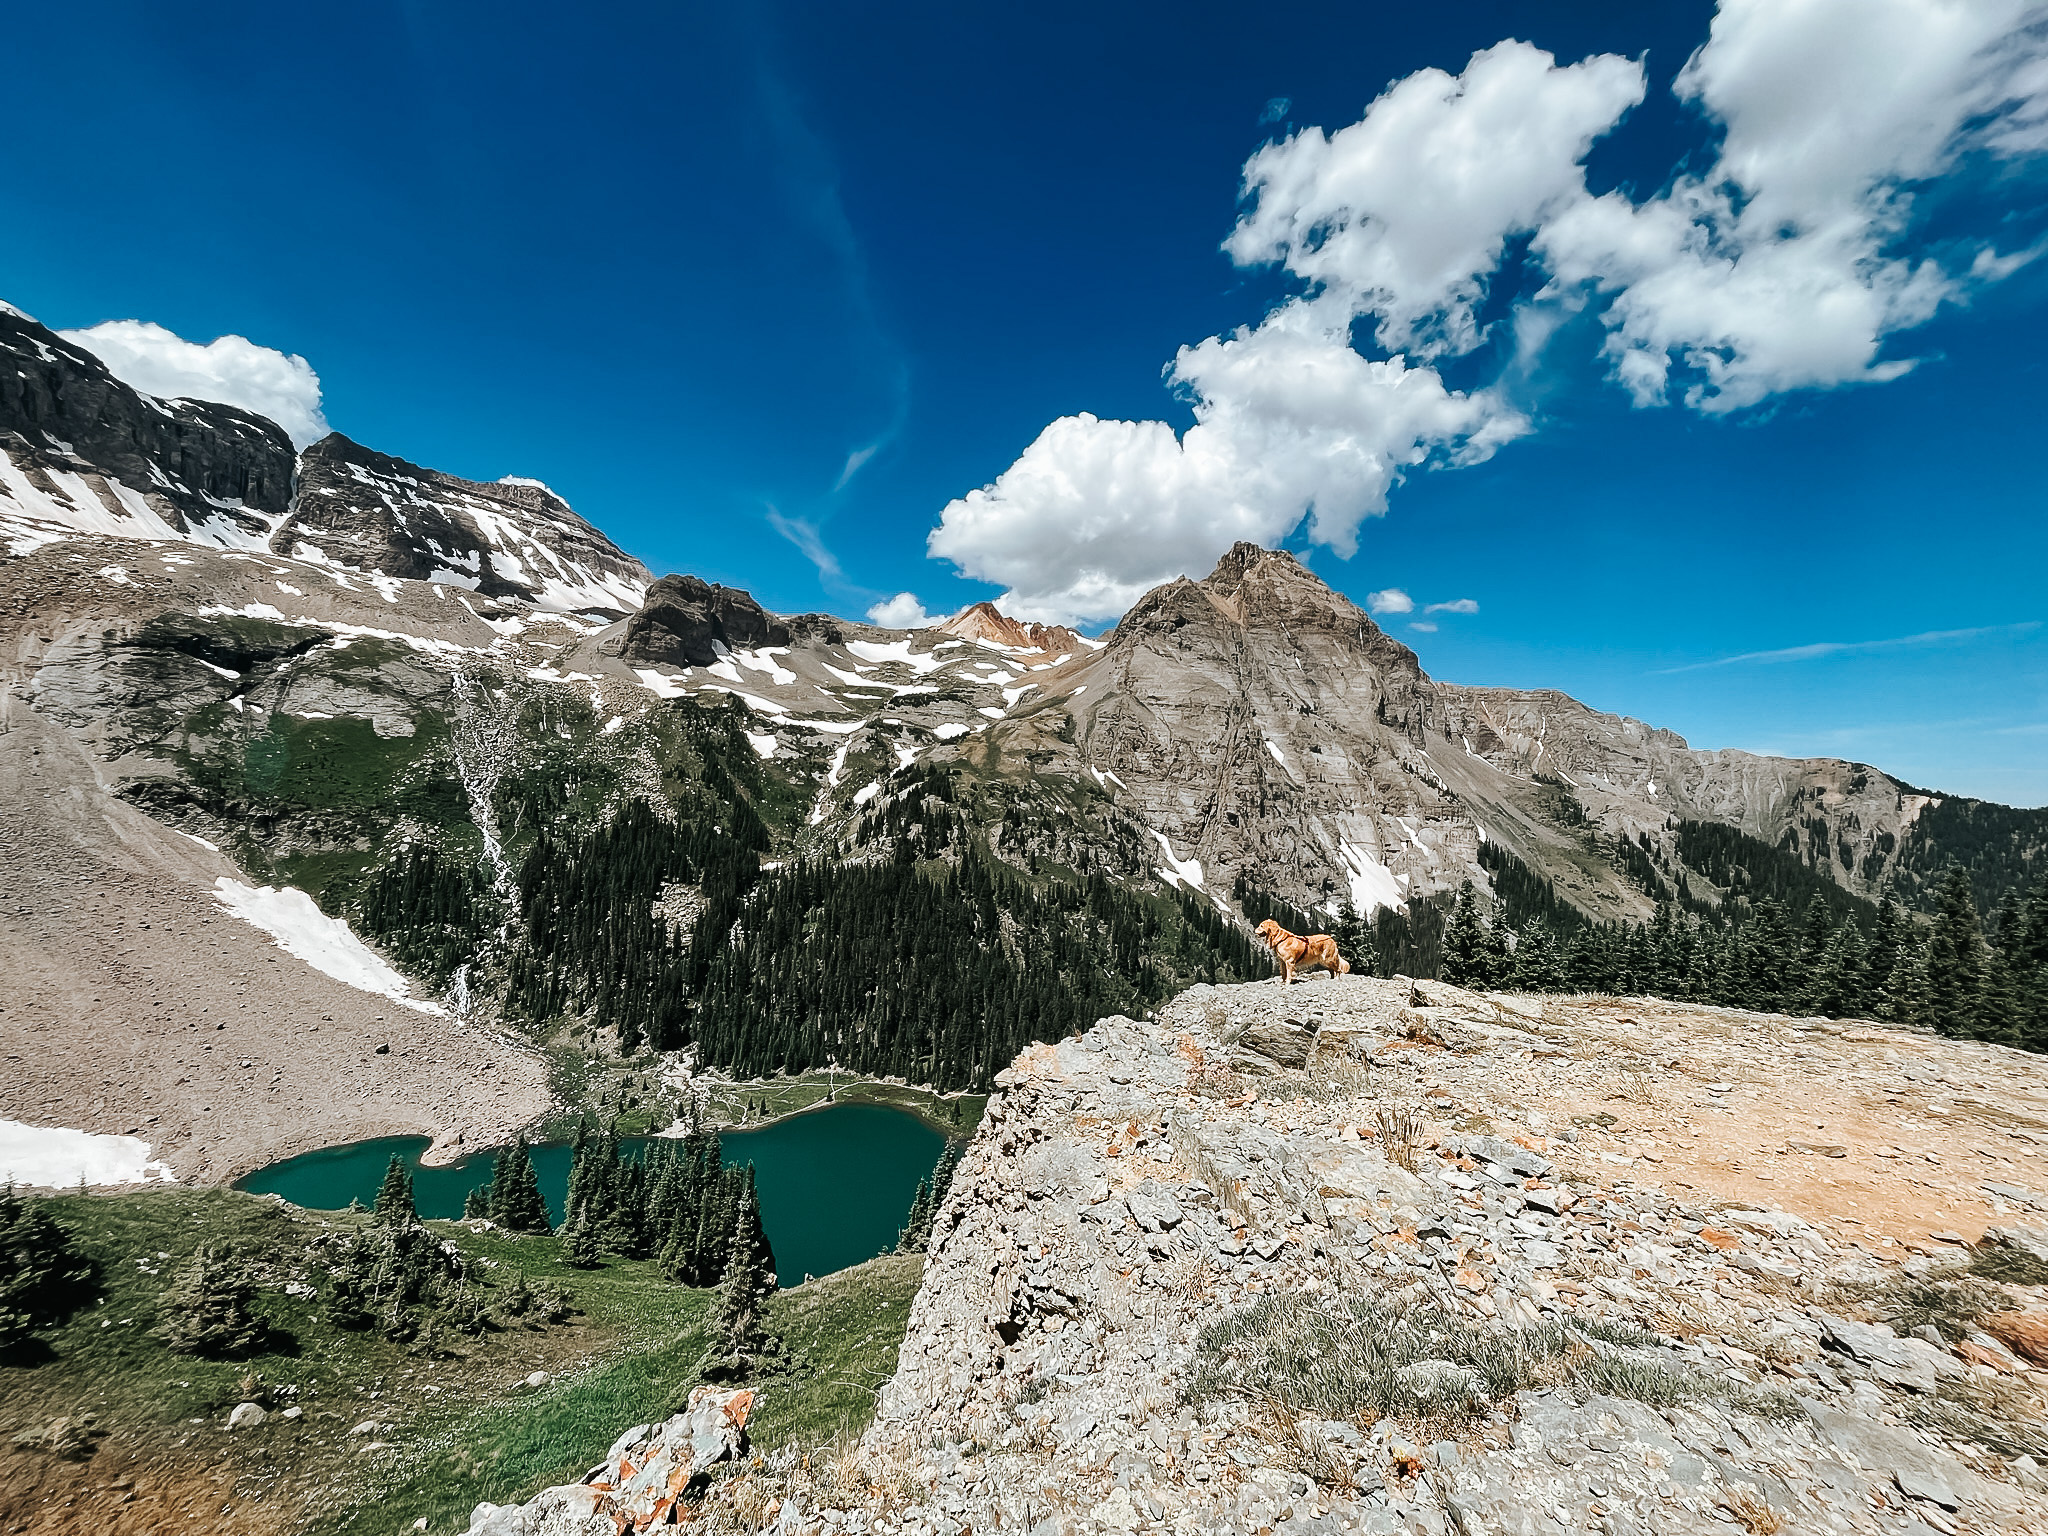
0,304 -> 297,551
745,979 -> 2048,1534
278,434 -> 649,615
464,1387 -> 754,1535
612,574 -> 790,667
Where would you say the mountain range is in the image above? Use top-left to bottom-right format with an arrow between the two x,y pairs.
3,291 -> 2044,1165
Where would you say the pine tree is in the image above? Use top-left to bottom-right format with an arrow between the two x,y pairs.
896,1179 -> 933,1254
157,1244 -> 264,1358
1926,869 -> 1988,1037
0,1186 -> 94,1352
1441,883 -> 1485,986
462,1186 -> 491,1221
699,1195 -> 775,1379
373,1156 -> 417,1225
491,1137 -> 553,1235
561,1205 -> 600,1268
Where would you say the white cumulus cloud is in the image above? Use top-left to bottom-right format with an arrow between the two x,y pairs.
927,312 -> 1526,625
61,319 -> 329,449
866,592 -> 938,628
1537,0 -> 2048,411
1367,588 -> 1414,614
1228,41 -> 1646,358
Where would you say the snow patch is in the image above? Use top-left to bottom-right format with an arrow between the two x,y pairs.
852,782 -> 881,807
931,723 -> 970,741
845,639 -> 947,675
211,878 -> 442,1013
1338,841 -> 1407,916
0,1120 -> 175,1189
731,647 -> 797,686
634,668 -> 689,699
894,743 -> 919,771
1264,738 -> 1288,770
1151,832 -> 1205,892
746,731 -> 778,760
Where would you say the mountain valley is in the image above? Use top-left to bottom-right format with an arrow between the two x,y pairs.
5,294 -> 2048,1536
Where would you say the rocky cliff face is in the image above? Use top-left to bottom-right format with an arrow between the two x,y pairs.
935,600 -> 1088,657
0,299 -> 649,615
0,304 -> 297,552
947,543 -> 1941,925
280,434 -> 649,615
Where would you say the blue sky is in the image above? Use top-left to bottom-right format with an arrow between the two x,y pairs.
4,1 -> 2046,805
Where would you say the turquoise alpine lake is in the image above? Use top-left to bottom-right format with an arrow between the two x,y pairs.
236,1103 -> 949,1285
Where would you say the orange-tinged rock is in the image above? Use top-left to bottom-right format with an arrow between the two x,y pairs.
1985,1312 -> 2048,1365
1958,1340 -> 2021,1374
1454,1266 -> 1486,1292
1697,1228 -> 1740,1250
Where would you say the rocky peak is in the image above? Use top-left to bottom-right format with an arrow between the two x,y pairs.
0,303 -> 297,551
277,433 -> 649,615
935,600 -> 1084,655
611,573 -> 791,668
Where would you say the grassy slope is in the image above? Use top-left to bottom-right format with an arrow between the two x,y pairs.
2,1190 -> 922,1536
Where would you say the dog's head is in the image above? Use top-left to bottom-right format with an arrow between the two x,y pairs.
1254,919 -> 1285,945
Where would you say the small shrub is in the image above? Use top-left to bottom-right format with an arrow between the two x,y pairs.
1376,1106 -> 1423,1172
157,1244 -> 265,1358
1971,1244 -> 2048,1287
1186,1290 -> 1788,1431
1879,1276 -> 2003,1343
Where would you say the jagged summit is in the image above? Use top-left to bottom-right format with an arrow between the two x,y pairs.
0,303 -> 297,550
280,433 -> 649,615
934,600 -> 1085,655
0,299 -> 649,614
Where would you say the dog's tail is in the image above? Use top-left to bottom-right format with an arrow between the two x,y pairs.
1338,957 -> 1352,974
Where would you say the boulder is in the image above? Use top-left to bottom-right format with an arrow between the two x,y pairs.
227,1402 -> 267,1430
1981,1225 -> 2048,1266
1234,1016 -> 1316,1068
464,1388 -> 755,1535
615,575 -> 789,668
1124,1181 -> 1185,1234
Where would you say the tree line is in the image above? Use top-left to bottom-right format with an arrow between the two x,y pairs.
1426,869 -> 2048,1050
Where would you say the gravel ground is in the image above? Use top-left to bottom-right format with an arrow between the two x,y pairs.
0,559 -> 552,1185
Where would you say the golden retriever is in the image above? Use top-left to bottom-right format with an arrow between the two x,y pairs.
1255,918 -> 1351,985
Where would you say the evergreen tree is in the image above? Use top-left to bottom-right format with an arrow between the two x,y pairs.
157,1245 -> 264,1358
373,1156 -> 417,1225
1507,921 -> 1567,994
1441,883 -> 1486,986
462,1186 -> 491,1221
561,1206 -> 600,1268
1865,897 -> 1906,1020
1925,869 -> 1988,1037
896,1179 -> 933,1254
699,1193 -> 776,1379
0,1186 -> 94,1353
489,1137 -> 552,1235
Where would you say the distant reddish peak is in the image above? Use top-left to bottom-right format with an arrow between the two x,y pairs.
936,601 -> 1085,655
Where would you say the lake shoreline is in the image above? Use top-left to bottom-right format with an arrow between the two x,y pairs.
235,1102 -> 950,1285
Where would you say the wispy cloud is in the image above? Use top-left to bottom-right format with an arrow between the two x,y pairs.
1657,622 -> 2040,674
1424,597 -> 1479,615
833,443 -> 880,491
765,508 -> 843,583
1409,620 -> 1439,633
